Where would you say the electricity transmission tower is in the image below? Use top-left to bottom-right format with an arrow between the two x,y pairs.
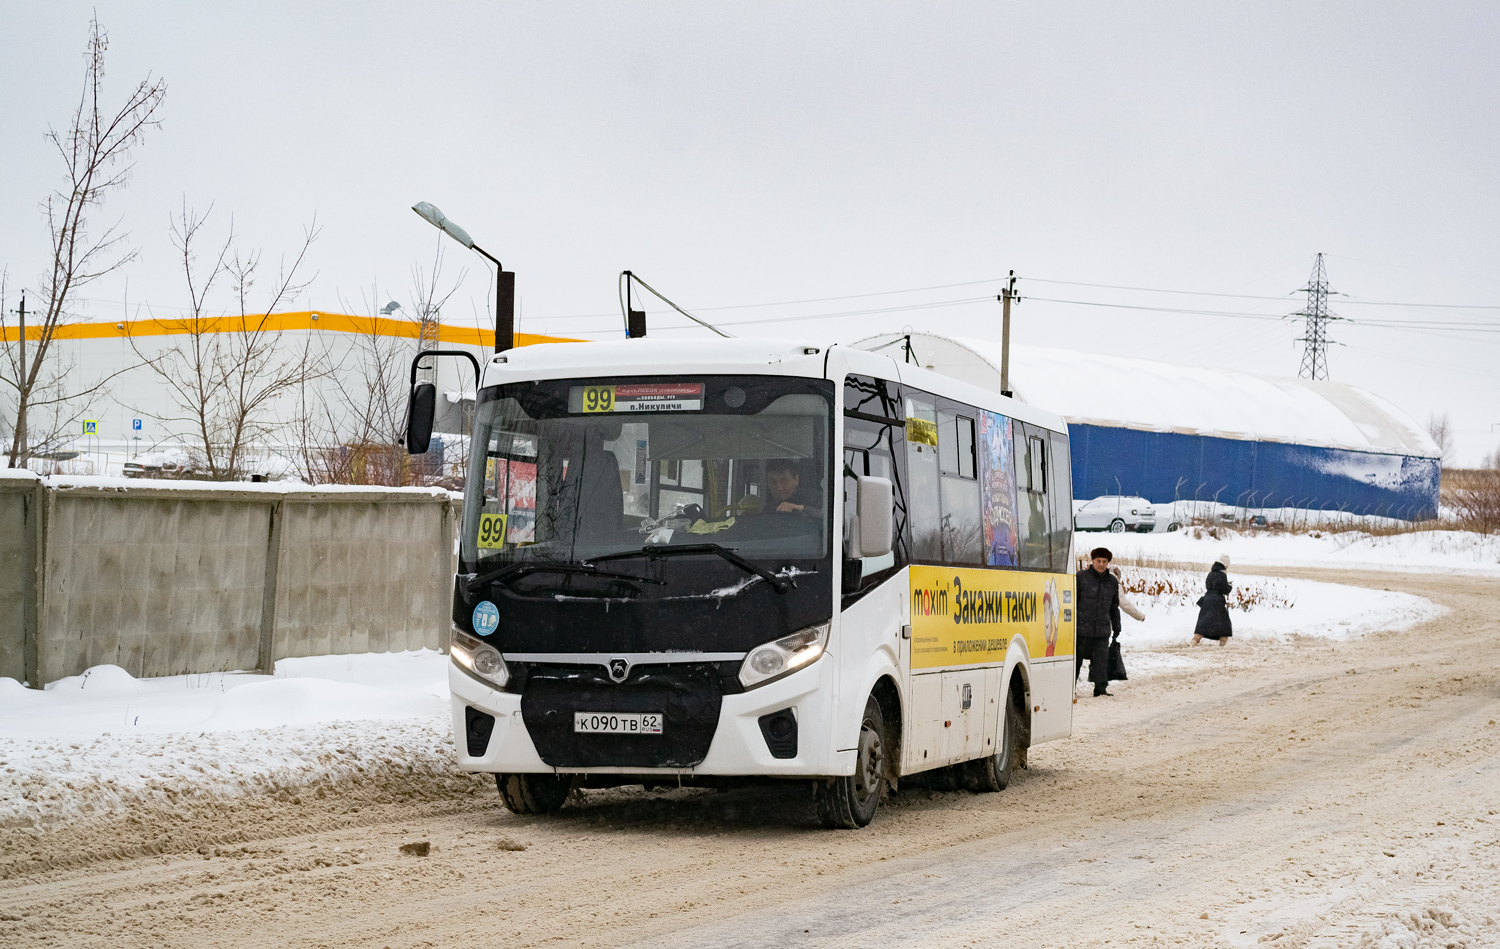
1292,253 -> 1340,381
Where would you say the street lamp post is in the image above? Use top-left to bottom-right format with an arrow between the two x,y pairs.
411,202 -> 515,353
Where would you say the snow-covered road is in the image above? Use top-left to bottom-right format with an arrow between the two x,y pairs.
1,568 -> 1495,949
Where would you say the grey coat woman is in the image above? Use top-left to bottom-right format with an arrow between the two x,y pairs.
1192,554 -> 1233,646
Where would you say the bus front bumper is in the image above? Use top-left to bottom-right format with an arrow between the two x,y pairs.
447,656 -> 850,777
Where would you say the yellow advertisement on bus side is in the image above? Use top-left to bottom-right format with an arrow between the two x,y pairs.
909,565 -> 1075,669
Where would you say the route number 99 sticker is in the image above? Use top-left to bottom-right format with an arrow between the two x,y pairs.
569,383 -> 704,413
477,512 -> 508,549
579,385 -> 615,413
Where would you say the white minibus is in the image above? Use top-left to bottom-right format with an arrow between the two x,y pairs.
414,337 -> 1076,828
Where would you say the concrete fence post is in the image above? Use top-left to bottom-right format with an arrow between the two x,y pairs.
0,474 -> 45,686
257,498 -> 285,673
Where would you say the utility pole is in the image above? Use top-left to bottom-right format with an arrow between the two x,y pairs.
997,271 -> 1019,397
1292,253 -> 1340,381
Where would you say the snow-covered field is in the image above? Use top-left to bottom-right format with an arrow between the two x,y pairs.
1086,526 -> 1500,575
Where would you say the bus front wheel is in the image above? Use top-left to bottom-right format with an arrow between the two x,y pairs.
496,773 -> 574,814
815,695 -> 888,829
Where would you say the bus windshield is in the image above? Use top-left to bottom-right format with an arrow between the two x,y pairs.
460,375 -> 833,577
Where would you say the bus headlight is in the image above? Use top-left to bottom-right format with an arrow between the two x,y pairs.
451,625 -> 509,688
739,624 -> 829,689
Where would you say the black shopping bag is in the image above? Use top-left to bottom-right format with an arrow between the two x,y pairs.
1108,639 -> 1128,681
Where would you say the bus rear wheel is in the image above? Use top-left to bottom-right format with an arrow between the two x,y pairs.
496,773 -> 574,814
966,688 -> 1028,792
815,695 -> 888,829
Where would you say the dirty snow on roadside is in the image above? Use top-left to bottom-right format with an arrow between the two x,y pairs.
0,651 -> 454,829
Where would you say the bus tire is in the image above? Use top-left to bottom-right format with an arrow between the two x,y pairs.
967,687 -> 1029,792
495,772 -> 574,814
815,695 -> 888,829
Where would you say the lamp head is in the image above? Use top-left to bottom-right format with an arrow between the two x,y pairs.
411,201 -> 474,249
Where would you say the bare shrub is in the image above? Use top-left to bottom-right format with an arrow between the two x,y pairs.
1447,469 -> 1500,534
294,240 -> 466,487
1113,565 -> 1296,613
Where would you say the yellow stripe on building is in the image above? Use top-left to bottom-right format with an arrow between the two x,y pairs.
0,311 -> 579,347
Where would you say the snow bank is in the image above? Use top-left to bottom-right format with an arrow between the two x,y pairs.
7,651 -> 448,740
0,651 -> 453,829
1092,527 -> 1500,576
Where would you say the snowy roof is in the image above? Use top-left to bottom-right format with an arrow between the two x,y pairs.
852,333 -> 1438,458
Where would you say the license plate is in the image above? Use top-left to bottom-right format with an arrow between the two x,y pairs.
574,712 -> 664,735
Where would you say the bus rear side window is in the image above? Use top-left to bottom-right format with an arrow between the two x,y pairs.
1014,423 -> 1053,569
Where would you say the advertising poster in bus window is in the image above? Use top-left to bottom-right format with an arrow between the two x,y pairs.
505,461 -> 537,543
909,565 -> 1074,669
978,411 -> 1019,567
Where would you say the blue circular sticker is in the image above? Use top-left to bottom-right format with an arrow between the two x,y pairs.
472,600 -> 500,637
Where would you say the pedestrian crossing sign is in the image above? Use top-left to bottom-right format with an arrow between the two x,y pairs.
83,420 -> 98,435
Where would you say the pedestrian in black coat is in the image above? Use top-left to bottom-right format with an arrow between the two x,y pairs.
1074,546 -> 1121,696
1192,553 -> 1233,647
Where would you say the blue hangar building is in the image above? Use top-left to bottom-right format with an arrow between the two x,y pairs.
855,333 -> 1441,521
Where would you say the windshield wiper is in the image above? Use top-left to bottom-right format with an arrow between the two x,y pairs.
591,544 -> 794,595
466,562 -> 664,597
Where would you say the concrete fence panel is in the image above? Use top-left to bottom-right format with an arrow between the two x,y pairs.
39,486 -> 275,684
9,478 -> 457,688
270,493 -> 452,661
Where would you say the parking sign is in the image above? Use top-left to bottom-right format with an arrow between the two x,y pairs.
132,419 -> 142,431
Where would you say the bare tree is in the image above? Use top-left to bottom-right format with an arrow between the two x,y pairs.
1425,412 -> 1454,466
296,239 -> 466,486
3,18 -> 165,467
130,204 -> 325,480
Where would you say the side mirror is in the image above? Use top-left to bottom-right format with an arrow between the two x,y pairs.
405,382 -> 437,454
856,476 -> 893,558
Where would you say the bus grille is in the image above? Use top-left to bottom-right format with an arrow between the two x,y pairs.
519,664 -> 723,768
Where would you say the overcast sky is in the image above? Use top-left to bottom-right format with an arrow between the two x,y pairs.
3,2 -> 1497,463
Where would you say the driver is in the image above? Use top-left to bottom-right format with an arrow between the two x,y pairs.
765,458 -> 820,515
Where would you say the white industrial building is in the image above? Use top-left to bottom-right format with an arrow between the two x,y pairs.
1,311 -> 569,479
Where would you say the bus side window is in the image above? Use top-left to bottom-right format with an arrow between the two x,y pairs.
1048,428 -> 1074,567
938,404 -> 982,565
904,393 -> 942,562
1014,423 -> 1053,569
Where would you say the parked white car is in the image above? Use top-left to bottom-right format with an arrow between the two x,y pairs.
1074,495 -> 1157,533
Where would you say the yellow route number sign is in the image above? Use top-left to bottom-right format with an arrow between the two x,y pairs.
579,385 -> 616,413
477,512 -> 509,549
